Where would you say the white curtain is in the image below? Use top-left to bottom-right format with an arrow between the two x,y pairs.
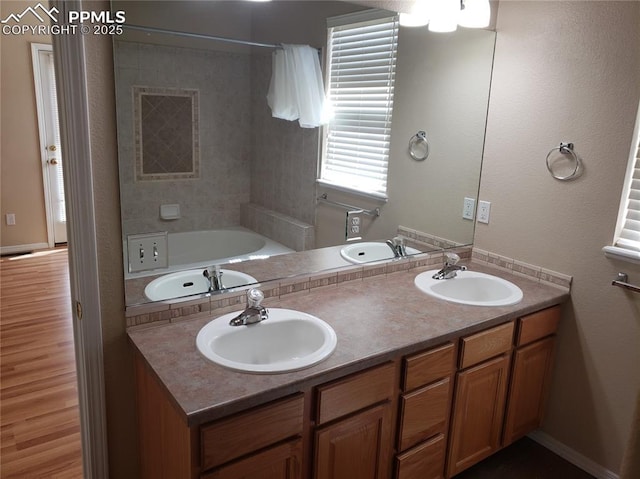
267,44 -> 329,128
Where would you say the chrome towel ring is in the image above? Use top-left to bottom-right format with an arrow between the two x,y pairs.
546,142 -> 581,181
409,131 -> 429,161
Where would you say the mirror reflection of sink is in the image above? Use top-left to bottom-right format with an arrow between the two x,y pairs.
144,269 -> 257,301
414,270 -> 523,307
340,242 -> 421,264
196,308 -> 337,373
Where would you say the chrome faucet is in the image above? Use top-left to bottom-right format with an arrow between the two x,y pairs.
432,253 -> 467,280
386,236 -> 407,258
203,265 -> 224,292
229,288 -> 268,326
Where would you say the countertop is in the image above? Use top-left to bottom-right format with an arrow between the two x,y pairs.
127,260 -> 570,427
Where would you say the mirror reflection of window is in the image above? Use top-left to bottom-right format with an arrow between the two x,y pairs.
133,86 -> 200,181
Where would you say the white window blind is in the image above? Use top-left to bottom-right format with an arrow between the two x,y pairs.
47,52 -> 66,223
320,13 -> 399,197
616,135 -> 640,251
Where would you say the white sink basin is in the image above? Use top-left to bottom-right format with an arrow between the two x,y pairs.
144,269 -> 257,301
340,242 -> 421,264
196,308 -> 337,373
414,270 -> 523,307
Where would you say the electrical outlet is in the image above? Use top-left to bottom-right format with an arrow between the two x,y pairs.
6,213 -> 16,226
127,232 -> 169,273
477,200 -> 491,224
462,198 -> 475,220
346,210 -> 364,241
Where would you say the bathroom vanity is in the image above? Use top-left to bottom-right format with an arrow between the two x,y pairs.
128,263 -> 566,479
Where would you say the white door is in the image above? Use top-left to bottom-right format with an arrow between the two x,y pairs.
32,43 -> 67,245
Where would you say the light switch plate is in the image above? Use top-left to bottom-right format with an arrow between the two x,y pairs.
127,232 -> 169,273
462,198 -> 475,220
477,200 -> 491,224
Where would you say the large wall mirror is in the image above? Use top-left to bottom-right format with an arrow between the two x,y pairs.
113,0 -> 496,306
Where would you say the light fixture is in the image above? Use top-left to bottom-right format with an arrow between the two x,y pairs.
458,0 -> 491,28
399,1 -> 430,27
428,0 -> 460,33
398,0 -> 491,31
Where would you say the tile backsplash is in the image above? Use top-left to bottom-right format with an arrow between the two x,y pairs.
126,246 -> 572,330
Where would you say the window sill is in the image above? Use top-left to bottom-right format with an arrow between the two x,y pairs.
602,246 -> 640,265
316,179 -> 389,202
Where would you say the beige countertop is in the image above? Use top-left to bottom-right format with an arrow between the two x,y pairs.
127,260 -> 569,427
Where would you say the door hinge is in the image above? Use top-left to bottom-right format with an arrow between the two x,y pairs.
75,301 -> 83,321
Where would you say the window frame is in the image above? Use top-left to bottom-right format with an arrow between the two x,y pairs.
603,100 -> 640,264
318,10 -> 399,200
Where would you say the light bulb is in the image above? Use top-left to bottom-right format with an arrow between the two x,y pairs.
399,1 -> 430,27
458,0 -> 491,28
428,0 -> 460,33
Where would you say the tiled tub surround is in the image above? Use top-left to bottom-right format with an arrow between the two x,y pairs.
125,246 -> 571,327
240,203 -> 315,252
128,258 -> 570,426
115,41 -> 251,236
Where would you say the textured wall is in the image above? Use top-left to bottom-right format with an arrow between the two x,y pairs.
83,1 -> 138,476
476,1 -> 640,474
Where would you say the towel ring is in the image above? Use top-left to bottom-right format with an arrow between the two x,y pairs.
546,142 -> 580,181
409,131 -> 429,161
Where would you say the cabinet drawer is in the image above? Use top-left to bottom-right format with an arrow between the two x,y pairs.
403,342 -> 455,392
516,306 -> 560,346
201,394 -> 304,471
459,322 -> 514,369
395,434 -> 446,479
201,438 -> 303,479
398,377 -> 451,452
316,362 -> 395,425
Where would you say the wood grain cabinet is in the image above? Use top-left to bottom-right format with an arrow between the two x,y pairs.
314,363 -> 396,479
395,342 -> 456,479
201,439 -> 303,479
446,306 -> 561,477
446,353 -> 510,477
503,307 -> 560,446
133,305 -> 562,479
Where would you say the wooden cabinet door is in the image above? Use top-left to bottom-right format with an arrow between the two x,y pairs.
202,439 -> 302,479
503,337 -> 556,446
395,434 -> 446,479
446,354 -> 510,477
398,378 -> 451,451
315,404 -> 392,479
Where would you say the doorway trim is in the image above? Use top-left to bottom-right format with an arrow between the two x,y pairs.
31,42 -> 59,248
50,1 -> 109,477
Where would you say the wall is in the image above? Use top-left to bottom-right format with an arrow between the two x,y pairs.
315,26 -> 495,248
0,1 -> 50,250
248,1 -> 364,228
249,53 -> 320,226
115,41 -> 251,236
476,1 -> 640,475
83,1 -> 138,476
77,1 -> 640,477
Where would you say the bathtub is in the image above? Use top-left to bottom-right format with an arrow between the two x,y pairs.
125,227 -> 294,279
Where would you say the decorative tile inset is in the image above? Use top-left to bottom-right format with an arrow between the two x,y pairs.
133,86 -> 200,182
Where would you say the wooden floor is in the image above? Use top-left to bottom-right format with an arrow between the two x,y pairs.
455,437 -> 595,479
0,248 -> 83,478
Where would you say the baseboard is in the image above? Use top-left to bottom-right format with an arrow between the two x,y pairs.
528,430 -> 619,479
0,242 -> 49,256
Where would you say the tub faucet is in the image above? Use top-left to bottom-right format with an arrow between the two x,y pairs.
432,253 -> 467,280
386,236 -> 407,258
203,265 -> 224,292
229,288 -> 268,326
